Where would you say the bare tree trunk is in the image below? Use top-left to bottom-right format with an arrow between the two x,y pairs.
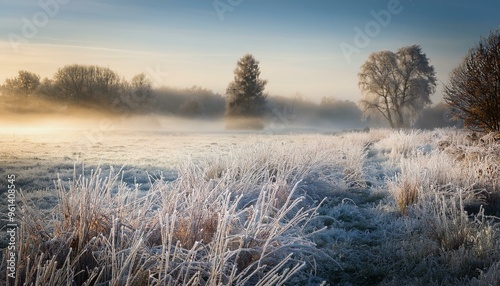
384,96 -> 395,128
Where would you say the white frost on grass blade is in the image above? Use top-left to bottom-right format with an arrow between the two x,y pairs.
1,128 -> 499,285
5,151 -> 333,285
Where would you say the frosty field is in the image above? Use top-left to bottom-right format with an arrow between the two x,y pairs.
1,127 -> 499,285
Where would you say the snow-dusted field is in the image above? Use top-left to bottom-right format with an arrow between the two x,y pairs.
1,128 -> 499,285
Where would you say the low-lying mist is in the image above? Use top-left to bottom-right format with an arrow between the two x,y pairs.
0,73 -> 373,134
0,111 -> 364,135
0,113 -> 220,135
1,91 -> 457,134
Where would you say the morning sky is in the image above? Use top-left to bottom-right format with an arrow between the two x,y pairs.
1,0 -> 499,103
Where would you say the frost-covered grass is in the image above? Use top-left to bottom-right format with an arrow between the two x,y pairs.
1,128 -> 499,285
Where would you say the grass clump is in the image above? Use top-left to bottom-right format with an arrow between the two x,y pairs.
390,175 -> 420,215
1,161 -> 329,285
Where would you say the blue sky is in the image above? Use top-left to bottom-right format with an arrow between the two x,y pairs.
1,0 -> 499,103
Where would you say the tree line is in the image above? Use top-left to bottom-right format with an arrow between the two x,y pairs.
0,65 -> 225,118
0,61 -> 454,130
3,28 -> 498,132
0,61 -> 372,128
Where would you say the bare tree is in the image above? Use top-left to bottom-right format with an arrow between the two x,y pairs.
129,73 -> 153,111
53,65 -> 86,101
319,97 -> 362,124
444,30 -> 500,132
1,70 -> 41,97
53,64 -> 121,104
130,73 -> 152,101
91,66 -> 121,102
359,45 -> 437,128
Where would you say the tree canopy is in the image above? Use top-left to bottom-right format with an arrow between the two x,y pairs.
358,45 -> 436,128
444,29 -> 500,132
1,70 -> 41,97
225,54 -> 267,118
53,64 -> 121,103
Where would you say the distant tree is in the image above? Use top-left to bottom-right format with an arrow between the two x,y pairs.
149,86 -> 224,117
186,85 -> 209,95
91,66 -> 121,103
267,93 -> 303,124
195,92 -> 225,118
1,70 -> 41,97
130,73 -> 152,102
358,45 -> 437,128
53,64 -> 121,104
225,54 -> 267,129
179,98 -> 203,116
123,73 -> 153,112
319,96 -> 336,106
179,86 -> 225,118
37,77 -> 59,99
414,102 -> 459,130
53,65 -> 86,101
319,97 -> 362,124
444,30 -> 500,132
109,73 -> 153,114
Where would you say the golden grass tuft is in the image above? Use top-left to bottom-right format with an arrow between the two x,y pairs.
396,179 -> 420,215
172,213 -> 219,248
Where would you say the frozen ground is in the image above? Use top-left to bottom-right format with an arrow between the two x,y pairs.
1,127 -> 499,285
